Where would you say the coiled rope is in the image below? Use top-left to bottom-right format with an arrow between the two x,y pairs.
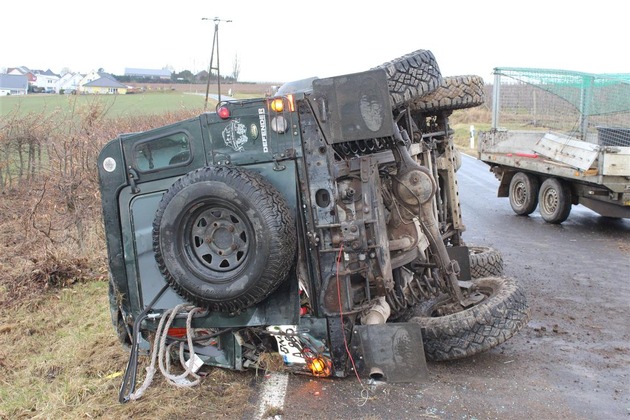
129,304 -> 204,400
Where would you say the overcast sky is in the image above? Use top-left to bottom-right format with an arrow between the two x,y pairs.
2,0 -> 627,84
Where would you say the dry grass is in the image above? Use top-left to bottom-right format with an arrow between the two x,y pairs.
450,107 -> 492,156
0,90 -> 281,419
0,281 -> 256,419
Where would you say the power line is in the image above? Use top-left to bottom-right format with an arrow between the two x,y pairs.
202,17 -> 232,111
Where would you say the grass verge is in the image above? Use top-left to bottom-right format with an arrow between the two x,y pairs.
0,281 -> 256,419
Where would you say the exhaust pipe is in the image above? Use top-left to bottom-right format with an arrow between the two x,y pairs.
362,296 -> 391,325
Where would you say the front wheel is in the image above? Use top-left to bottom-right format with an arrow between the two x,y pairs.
409,277 -> 530,361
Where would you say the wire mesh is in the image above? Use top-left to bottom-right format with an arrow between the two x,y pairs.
491,68 -> 630,147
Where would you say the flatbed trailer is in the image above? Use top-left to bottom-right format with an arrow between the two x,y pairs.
478,129 -> 630,223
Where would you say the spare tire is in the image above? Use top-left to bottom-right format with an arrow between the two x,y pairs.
373,49 -> 443,108
153,166 -> 296,312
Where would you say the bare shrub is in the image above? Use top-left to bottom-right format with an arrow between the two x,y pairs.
0,105 -> 200,305
450,106 -> 492,125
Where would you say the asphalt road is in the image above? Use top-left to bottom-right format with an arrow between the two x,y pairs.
253,154 -> 630,420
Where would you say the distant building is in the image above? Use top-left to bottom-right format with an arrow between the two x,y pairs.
56,72 -> 84,93
79,71 -> 127,94
124,68 -> 172,80
7,67 -> 59,92
32,71 -> 60,92
0,74 -> 29,95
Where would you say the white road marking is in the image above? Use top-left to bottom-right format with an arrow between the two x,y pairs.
256,372 -> 289,419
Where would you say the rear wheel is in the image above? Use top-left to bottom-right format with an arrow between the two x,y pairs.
410,277 -> 530,361
538,178 -> 572,224
509,172 -> 540,215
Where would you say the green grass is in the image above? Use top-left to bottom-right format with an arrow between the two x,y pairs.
0,91 -> 211,119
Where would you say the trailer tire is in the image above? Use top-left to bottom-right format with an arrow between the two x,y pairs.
373,49 -> 442,108
408,75 -> 485,113
509,172 -> 540,215
538,178 -> 572,224
153,166 -> 296,312
410,277 -> 530,361
469,246 -> 504,278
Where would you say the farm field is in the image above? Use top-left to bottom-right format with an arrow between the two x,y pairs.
0,83 -> 275,118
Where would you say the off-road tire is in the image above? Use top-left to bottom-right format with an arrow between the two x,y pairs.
469,246 -> 504,278
538,177 -> 572,224
373,49 -> 442,108
410,276 -> 530,361
407,75 -> 485,113
153,166 -> 296,312
509,172 -> 540,215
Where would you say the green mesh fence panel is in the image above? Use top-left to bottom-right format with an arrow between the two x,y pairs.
491,67 -> 630,147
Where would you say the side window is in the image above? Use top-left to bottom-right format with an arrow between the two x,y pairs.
134,132 -> 191,172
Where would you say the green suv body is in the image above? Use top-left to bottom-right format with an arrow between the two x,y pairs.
98,51 -> 529,399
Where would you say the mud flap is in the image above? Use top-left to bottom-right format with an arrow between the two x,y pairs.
351,323 -> 428,383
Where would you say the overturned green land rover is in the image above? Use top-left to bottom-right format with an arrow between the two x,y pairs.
98,50 -> 529,401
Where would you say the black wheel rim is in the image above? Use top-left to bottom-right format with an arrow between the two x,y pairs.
187,204 -> 251,274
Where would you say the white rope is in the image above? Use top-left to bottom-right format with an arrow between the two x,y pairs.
129,304 -> 203,401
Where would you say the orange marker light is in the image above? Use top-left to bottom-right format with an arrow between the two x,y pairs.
167,327 -> 187,338
307,356 -> 331,377
286,94 -> 295,112
271,98 -> 284,112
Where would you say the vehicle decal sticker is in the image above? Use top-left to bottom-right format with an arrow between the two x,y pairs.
222,119 -> 248,152
258,108 -> 269,153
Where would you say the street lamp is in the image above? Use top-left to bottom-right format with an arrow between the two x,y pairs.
202,17 -> 232,111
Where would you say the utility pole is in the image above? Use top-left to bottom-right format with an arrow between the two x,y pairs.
202,17 -> 232,111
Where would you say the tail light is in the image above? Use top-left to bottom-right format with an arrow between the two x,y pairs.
217,106 -> 230,119
269,95 -> 294,134
306,355 -> 332,377
270,95 -> 295,113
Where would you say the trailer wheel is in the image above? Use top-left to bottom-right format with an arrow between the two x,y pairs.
373,49 -> 442,108
538,178 -> 572,224
410,277 -> 530,361
153,166 -> 296,312
509,172 -> 539,215
469,246 -> 504,278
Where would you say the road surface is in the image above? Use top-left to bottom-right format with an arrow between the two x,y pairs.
251,154 -> 630,420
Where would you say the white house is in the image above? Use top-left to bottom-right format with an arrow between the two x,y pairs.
32,71 -> 60,92
79,70 -> 102,87
0,74 -> 28,95
56,72 -> 84,93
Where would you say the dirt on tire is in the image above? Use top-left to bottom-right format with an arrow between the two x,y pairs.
410,276 -> 530,361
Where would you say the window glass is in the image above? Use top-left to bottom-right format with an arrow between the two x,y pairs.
134,132 -> 190,171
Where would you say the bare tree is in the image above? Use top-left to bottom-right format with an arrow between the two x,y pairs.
232,53 -> 241,82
